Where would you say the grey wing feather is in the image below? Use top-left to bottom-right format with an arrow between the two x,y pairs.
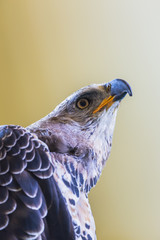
0,125 -> 75,240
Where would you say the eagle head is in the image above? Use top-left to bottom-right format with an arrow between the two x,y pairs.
28,79 -> 132,189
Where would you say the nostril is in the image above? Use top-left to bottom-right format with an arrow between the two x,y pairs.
105,83 -> 111,93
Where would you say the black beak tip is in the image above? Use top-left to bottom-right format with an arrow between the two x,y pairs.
116,79 -> 132,97
106,79 -> 132,99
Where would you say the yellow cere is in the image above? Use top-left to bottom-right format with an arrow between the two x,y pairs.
93,96 -> 115,114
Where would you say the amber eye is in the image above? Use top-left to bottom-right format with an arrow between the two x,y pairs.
76,98 -> 89,109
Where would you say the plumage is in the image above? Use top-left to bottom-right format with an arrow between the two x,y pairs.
0,79 -> 132,240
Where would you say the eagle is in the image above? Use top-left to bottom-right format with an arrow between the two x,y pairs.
0,79 -> 132,240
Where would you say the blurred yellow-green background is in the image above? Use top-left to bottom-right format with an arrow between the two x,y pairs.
0,1 -> 160,239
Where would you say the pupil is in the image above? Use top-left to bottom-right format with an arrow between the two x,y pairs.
80,100 -> 87,107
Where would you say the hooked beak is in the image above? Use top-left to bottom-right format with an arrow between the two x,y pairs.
93,79 -> 132,114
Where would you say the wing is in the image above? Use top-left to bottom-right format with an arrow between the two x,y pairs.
0,125 -> 75,240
